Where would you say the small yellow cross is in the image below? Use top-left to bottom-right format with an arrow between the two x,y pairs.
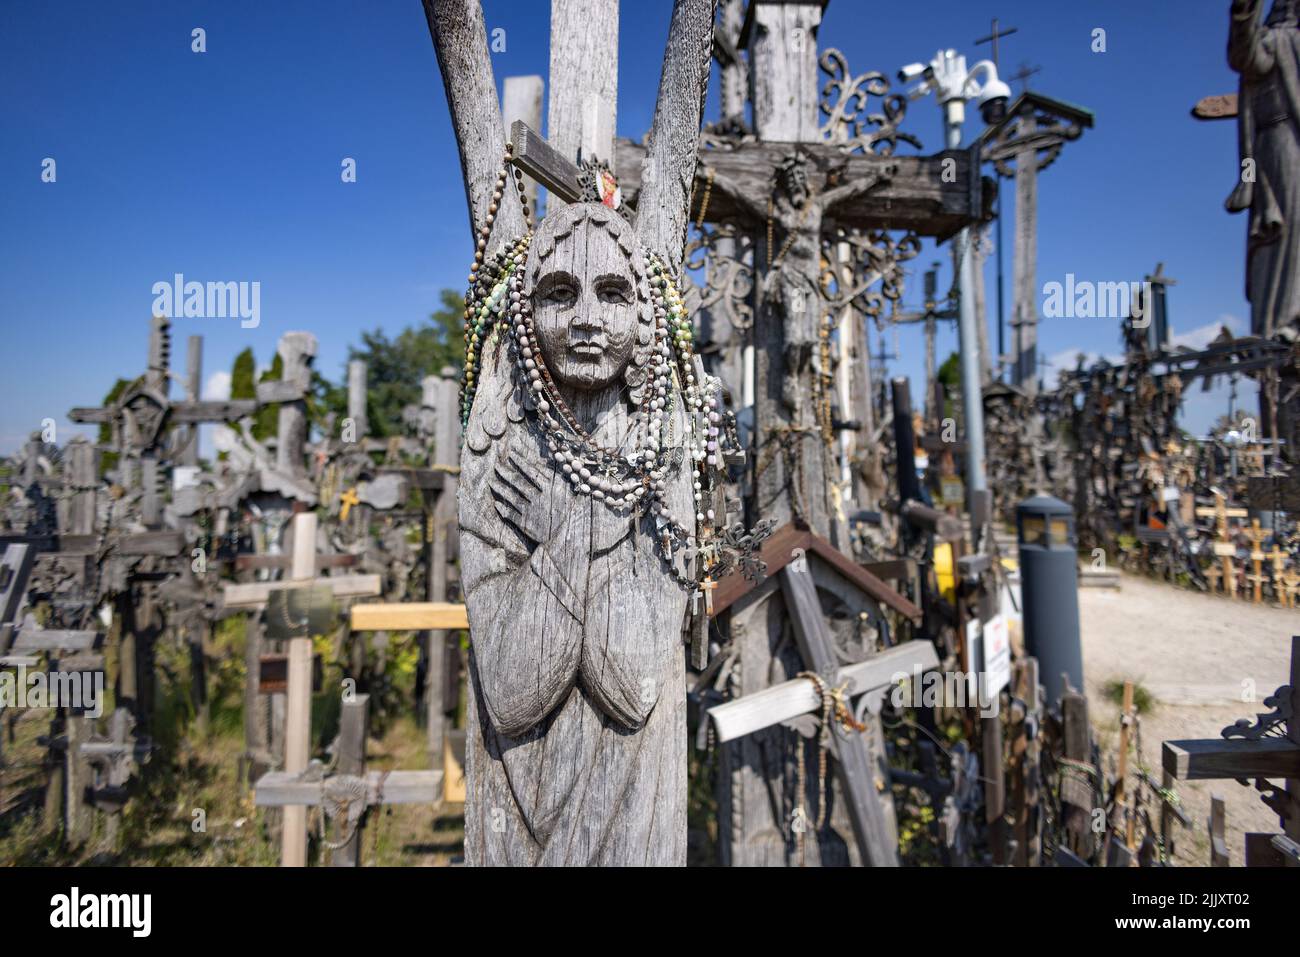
339,487 -> 360,520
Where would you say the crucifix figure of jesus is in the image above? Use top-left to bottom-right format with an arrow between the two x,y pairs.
703,150 -> 896,413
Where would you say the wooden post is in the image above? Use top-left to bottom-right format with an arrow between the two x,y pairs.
181,334 -> 202,466
502,75 -> 544,212
424,368 -> 460,771
281,510 -> 317,867
1113,680 -> 1136,854
347,359 -> 368,442
779,563 -> 898,866
329,693 -> 369,866
1061,685 -> 1095,859
275,332 -> 317,477
547,0 -> 618,169
242,612 -> 268,782
1209,794 -> 1229,866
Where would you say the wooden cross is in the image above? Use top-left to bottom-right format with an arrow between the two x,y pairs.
974,18 -> 1017,67
222,511 -> 381,866
979,92 -> 1093,397
1267,543 -> 1291,607
1111,680 -> 1137,856
1163,636 -> 1300,866
254,692 -> 441,866
705,562 -> 935,866
1195,490 -> 1248,598
1243,519 -> 1271,603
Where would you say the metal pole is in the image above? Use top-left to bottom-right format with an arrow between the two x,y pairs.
944,101 -> 989,499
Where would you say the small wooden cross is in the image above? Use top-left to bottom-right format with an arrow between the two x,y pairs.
1267,544 -> 1291,607
699,575 -> 718,617
1195,491 -> 1248,597
338,487 -> 361,521
1243,519 -> 1271,604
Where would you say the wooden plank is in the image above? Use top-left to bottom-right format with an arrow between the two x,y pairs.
254,770 -> 443,807
330,694 -> 369,866
221,573 -> 382,609
351,601 -> 469,631
283,512 -> 316,868
116,531 -> 186,557
168,399 -> 258,423
1162,738 -> 1300,780
0,544 -> 35,626
708,639 -> 938,743
860,558 -> 917,582
12,628 -> 97,652
511,121 -> 582,203
711,522 -> 922,622
780,563 -> 899,866
234,553 -> 357,572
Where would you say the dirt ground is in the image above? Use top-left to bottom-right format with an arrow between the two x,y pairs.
1078,573 -> 1297,866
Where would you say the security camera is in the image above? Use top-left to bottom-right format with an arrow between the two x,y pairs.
976,75 -> 1011,125
897,62 -> 927,83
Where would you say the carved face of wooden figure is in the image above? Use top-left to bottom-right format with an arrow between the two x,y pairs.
527,204 -> 646,394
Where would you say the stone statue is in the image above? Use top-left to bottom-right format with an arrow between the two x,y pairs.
1226,0 -> 1300,339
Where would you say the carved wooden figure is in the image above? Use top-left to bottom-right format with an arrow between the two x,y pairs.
425,0 -> 717,866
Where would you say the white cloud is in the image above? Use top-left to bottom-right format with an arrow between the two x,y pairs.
1168,313 -> 1242,352
203,370 -> 231,401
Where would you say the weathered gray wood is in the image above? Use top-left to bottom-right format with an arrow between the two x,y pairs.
1061,686 -> 1094,858
220,573 -> 381,609
274,333 -> 317,477
424,367 -> 459,771
1162,737 -> 1300,780
12,628 -> 96,653
547,0 -> 618,168
64,438 -> 98,536
708,639 -> 938,742
632,0 -> 718,273
510,121 -> 582,203
502,76 -> 544,211
255,770 -> 442,807
779,563 -> 899,866
431,0 -> 715,867
617,141 -> 981,240
0,544 -> 34,626
347,359 -> 368,441
459,204 -> 694,866
746,0 -> 823,143
330,693 -> 369,866
1208,794 -> 1230,866
423,0 -> 528,244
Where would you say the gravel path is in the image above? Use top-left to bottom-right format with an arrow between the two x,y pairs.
1078,573 -> 1297,866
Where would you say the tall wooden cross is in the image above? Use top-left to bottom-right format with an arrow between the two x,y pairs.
979,92 -> 1093,396
221,511 -> 381,866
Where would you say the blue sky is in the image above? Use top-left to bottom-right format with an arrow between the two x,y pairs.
0,0 -> 1253,454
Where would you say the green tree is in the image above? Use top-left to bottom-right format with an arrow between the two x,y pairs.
342,289 -> 465,437
98,376 -> 138,477
252,353 -> 283,441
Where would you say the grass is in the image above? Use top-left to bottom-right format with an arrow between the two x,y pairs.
0,613 -> 462,867
1101,678 -> 1155,714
